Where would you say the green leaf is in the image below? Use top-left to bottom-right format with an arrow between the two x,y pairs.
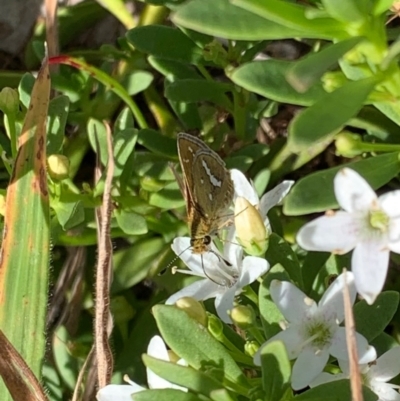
295,379 -> 377,401
18,73 -> 35,108
112,238 -> 166,293
148,56 -> 202,80
371,332 -> 400,355
47,95 -> 70,154
126,25 -> 204,64
138,129 -> 177,158
260,341 -> 291,401
87,119 -> 108,166
354,291 -> 399,342
231,60 -> 326,106
372,0 -> 394,15
286,37 -> 364,92
53,200 -> 85,230
133,389 -> 202,401
288,78 -> 378,151
321,0 -> 369,23
284,152 -> 400,215
149,182 -> 185,209
172,0 -> 317,40
123,70 -> 154,96
265,234 -> 302,286
209,389 -> 236,401
114,128 -> 137,177
301,252 -> 331,294
115,209 -> 148,235
153,305 -> 247,385
0,60 -> 51,398
259,264 -> 289,339
165,79 -> 233,111
231,0 -> 343,37
142,355 -> 224,395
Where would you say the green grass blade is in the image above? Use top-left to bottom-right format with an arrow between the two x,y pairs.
0,57 -> 50,399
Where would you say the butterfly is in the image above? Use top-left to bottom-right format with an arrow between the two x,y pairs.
177,133 -> 234,254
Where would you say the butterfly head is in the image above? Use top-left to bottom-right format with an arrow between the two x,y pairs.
190,235 -> 212,254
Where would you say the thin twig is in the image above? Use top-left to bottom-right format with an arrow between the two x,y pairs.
94,122 -> 115,389
343,269 -> 363,401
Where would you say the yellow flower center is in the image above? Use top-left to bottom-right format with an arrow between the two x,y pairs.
369,209 -> 389,232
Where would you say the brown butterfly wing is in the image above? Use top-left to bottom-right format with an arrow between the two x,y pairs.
177,133 -> 209,209
192,151 -> 234,218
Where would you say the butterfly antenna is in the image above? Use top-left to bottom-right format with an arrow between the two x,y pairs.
158,244 -> 192,276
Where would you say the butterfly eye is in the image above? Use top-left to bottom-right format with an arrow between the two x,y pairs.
203,235 -> 211,245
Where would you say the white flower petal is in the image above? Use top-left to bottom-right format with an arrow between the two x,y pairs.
270,280 -> 317,323
370,382 -> 400,401
369,347 -> 400,382
334,168 -> 377,213
223,227 -> 242,266
379,191 -> 400,218
147,335 -> 169,360
330,328 -> 376,363
215,286 -> 237,323
96,384 -> 144,401
146,336 -> 179,389
388,218 -> 400,254
172,237 -> 222,277
166,279 -> 222,305
309,372 -> 347,388
319,271 -> 356,324
352,241 -> 390,305
230,169 -> 259,205
291,347 -> 329,390
259,180 -> 294,216
254,326 -> 304,365
238,256 -> 269,287
296,212 -> 359,254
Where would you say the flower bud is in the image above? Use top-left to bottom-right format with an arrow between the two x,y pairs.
47,154 -> 70,181
321,71 -> 348,93
0,88 -> 19,115
207,313 -> 223,339
245,341 -> 260,358
229,305 -> 256,329
235,197 -> 268,256
335,132 -> 363,157
175,297 -> 207,327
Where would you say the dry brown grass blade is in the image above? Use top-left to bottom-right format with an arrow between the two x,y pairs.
45,0 -> 59,72
0,330 -> 48,401
95,122 -> 115,388
343,269 -> 363,401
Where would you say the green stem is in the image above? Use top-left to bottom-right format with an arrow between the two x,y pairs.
232,88 -> 247,140
49,56 -> 149,129
197,64 -> 214,81
356,141 -> 400,152
138,4 -> 169,26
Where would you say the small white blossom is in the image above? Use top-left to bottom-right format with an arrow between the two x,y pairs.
254,272 -> 376,390
96,336 -> 187,401
296,168 -> 400,305
311,347 -> 400,401
166,234 -> 269,323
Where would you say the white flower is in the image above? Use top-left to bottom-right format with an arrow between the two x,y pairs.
230,169 -> 294,234
166,234 -> 269,323
296,168 -> 400,305
96,335 -> 187,401
254,272 -> 376,390
311,347 -> 400,401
